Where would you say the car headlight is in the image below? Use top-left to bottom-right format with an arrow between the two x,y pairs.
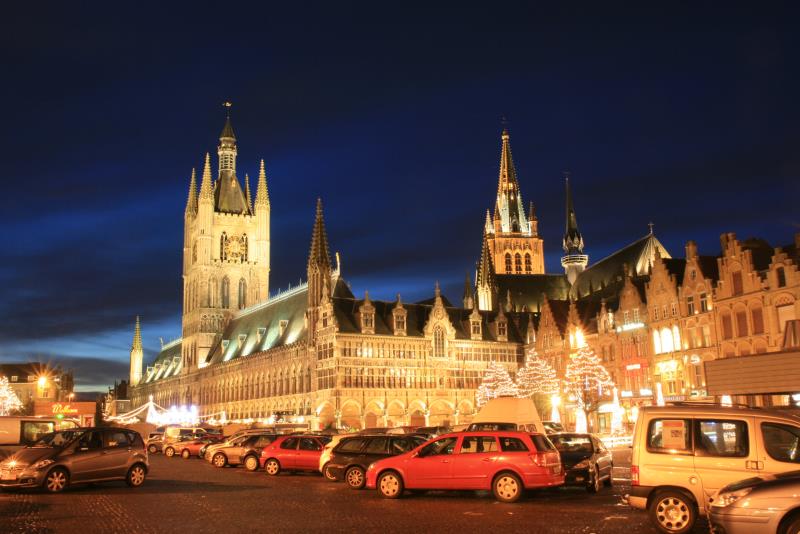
573,459 -> 590,469
32,459 -> 54,470
712,487 -> 753,507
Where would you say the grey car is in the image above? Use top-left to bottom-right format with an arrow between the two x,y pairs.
0,427 -> 149,493
709,470 -> 800,534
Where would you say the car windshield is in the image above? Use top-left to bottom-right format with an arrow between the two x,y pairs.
550,435 -> 593,453
32,430 -> 86,448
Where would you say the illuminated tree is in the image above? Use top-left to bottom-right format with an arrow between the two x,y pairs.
516,349 -> 559,397
0,376 -> 23,416
476,361 -> 519,407
565,345 -> 614,431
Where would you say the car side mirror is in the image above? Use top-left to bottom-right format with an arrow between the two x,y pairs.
412,451 -> 421,458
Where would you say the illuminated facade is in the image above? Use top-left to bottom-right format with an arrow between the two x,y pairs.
129,116 -> 800,429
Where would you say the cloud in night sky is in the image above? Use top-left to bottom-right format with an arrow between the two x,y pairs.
1,3 -> 799,390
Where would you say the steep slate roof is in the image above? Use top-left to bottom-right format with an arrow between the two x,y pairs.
495,274 -> 570,313
214,171 -> 250,214
697,255 -> 721,282
143,340 -> 182,383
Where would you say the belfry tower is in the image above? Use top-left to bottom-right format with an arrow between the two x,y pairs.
180,104 -> 271,372
129,316 -> 143,387
483,128 -> 545,276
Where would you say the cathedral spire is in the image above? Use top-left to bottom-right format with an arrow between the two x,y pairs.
494,127 -> 528,234
132,315 -> 142,351
185,168 -> 197,216
463,272 -> 474,309
199,153 -> 213,200
307,199 -> 333,341
307,198 -> 332,274
255,159 -> 270,209
244,173 -> 252,213
561,173 -> 589,285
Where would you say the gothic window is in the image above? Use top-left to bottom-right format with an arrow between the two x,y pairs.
221,277 -> 230,308
220,232 -> 228,261
653,329 -> 662,354
700,292 -> 709,312
394,313 -> 406,334
735,308 -> 748,337
471,319 -> 481,337
732,271 -> 743,295
505,253 -> 512,273
514,253 -> 522,274
687,296 -> 695,315
497,320 -> 507,338
777,267 -> 786,288
433,327 -> 445,357
720,310 -> 733,340
524,253 -> 532,273
238,278 -> 247,309
242,234 -> 248,262
751,306 -> 764,334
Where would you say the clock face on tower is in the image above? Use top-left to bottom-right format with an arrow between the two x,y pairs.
224,235 -> 243,260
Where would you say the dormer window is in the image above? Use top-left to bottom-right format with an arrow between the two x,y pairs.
256,327 -> 266,343
497,320 -> 508,340
221,340 -> 230,350
279,320 -> 289,337
359,291 -> 375,335
363,314 -> 374,329
394,314 -> 406,334
471,321 -> 481,336
238,334 -> 247,349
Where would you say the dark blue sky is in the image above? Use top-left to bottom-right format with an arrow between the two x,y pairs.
1,3 -> 799,391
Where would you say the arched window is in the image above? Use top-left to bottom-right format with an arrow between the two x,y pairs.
720,310 -> 733,339
238,278 -> 247,309
221,277 -> 230,308
220,232 -> 228,261
242,234 -> 248,262
208,277 -> 216,307
433,327 -> 445,358
751,305 -> 764,334
505,253 -> 512,273
514,253 -> 522,274
524,253 -> 532,273
672,325 -> 681,350
653,329 -> 661,354
660,327 -> 673,353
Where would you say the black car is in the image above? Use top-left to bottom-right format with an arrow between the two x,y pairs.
549,433 -> 613,493
327,434 -> 427,489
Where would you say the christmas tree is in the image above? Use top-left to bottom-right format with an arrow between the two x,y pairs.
516,349 -> 559,397
475,361 -> 519,407
0,376 -> 23,416
565,344 -> 614,431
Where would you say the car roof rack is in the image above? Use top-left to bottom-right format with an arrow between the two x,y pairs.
665,401 -> 759,409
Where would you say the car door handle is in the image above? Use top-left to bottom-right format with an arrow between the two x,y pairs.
481,458 -> 493,462
441,459 -> 449,463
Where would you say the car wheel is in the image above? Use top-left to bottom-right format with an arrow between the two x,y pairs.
649,490 -> 697,534
586,465 -> 601,493
322,462 -> 337,481
604,464 -> 614,487
212,453 -> 227,468
181,449 -> 191,459
345,466 -> 366,490
377,471 -> 403,499
164,447 -> 175,458
265,459 -> 281,476
783,513 -> 800,534
147,444 -> 158,454
126,464 -> 146,488
244,455 -> 259,472
492,472 -> 523,503
43,467 -> 69,493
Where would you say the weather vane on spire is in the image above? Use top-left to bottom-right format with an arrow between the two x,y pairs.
223,101 -> 232,117
648,222 -> 655,234
500,115 -> 509,132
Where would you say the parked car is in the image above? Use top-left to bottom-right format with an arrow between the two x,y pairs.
176,436 -> 224,459
320,433 -> 358,480
0,427 -> 148,493
163,426 -> 221,445
146,435 -> 163,454
202,428 -> 274,462
327,434 -> 427,489
467,397 -> 544,433
413,426 -> 450,439
709,470 -> 800,534
262,435 -> 331,476
542,421 -> 565,434
548,433 -> 613,493
365,431 -> 563,502
210,433 -> 277,470
163,435 -> 196,458
629,404 -> 800,534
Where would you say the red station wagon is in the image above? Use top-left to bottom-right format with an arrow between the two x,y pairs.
365,431 -> 564,502
261,435 -> 330,476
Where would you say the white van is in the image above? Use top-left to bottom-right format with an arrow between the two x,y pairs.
630,404 -> 800,534
0,416 -> 76,446
467,397 -> 544,433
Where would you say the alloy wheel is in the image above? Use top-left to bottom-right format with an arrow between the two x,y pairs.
378,472 -> 401,498
494,474 -> 521,502
346,467 -> 365,489
128,465 -> 146,487
655,496 -> 691,532
213,454 -> 226,467
45,469 -> 67,493
245,456 -> 258,471
265,460 -> 280,476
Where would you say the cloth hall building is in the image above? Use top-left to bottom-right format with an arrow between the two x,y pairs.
129,114 -> 800,431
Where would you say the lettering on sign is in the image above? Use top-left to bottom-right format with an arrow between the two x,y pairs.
52,403 -> 79,415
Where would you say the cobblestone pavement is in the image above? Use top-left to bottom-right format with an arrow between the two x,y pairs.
0,449 -> 710,534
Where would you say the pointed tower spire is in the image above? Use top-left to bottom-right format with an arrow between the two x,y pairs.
185,168 -> 198,216
255,159 -> 270,208
307,199 -> 333,341
199,153 -> 213,200
561,172 -> 589,285
308,198 -> 332,273
484,209 -> 493,235
463,272 -> 474,309
244,173 -> 252,213
129,316 -> 143,386
494,127 -> 528,234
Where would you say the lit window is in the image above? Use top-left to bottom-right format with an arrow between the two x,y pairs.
700,292 -> 709,313
524,254 -> 532,273
433,327 -> 445,357
514,253 -> 522,274
505,253 -> 512,273
687,296 -> 695,315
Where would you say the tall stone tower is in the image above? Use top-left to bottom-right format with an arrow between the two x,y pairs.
560,174 -> 588,285
181,106 -> 271,371
307,198 -> 332,344
129,316 -> 143,386
484,128 -> 545,276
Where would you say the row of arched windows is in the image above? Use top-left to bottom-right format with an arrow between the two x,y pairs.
504,252 -> 533,274
185,276 -> 251,311
653,326 -> 681,354
199,367 -> 313,405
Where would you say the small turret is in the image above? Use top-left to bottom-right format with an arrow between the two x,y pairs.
560,173 -> 589,285
199,153 -> 213,200
185,168 -> 197,217
129,316 -> 143,387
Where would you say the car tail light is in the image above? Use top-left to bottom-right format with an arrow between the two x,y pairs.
530,452 -> 560,467
631,465 -> 639,486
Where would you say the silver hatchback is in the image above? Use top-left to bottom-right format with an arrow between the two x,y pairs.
709,470 -> 800,534
0,427 -> 149,493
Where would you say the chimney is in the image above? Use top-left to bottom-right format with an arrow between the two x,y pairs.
685,240 -> 698,260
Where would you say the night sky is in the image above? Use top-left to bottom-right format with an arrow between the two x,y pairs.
2,3 -> 799,391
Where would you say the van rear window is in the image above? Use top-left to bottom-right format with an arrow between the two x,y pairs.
647,419 -> 692,454
529,434 -> 556,452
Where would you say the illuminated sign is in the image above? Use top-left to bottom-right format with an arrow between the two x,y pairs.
640,388 -> 653,396
52,403 -> 79,415
689,355 -> 702,365
657,360 -> 679,374
620,390 -> 633,398
626,363 -> 641,371
616,322 -> 645,333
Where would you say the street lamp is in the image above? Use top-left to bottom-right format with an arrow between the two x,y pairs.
37,376 -> 47,388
